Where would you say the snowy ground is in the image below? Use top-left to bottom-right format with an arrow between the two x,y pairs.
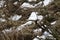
0,0 -> 55,40
20,0 -> 53,8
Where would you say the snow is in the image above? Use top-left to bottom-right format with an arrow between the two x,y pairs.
37,35 -> 46,39
20,1 -> 43,8
2,28 -> 12,33
17,25 -> 25,30
28,0 -> 37,2
37,34 -> 53,40
43,31 -> 53,38
44,25 -> 47,27
48,29 -> 52,33
28,12 -> 38,21
36,33 -> 54,40
4,29 -> 11,32
16,26 -> 24,30
0,18 -> 6,22
2,21 -> 32,33
20,1 -> 42,8
43,31 -> 50,36
20,0 -> 54,8
9,15 -> 22,21
33,28 -> 42,34
37,15 -> 43,21
2,21 -> 33,32
13,1 -> 18,5
2,27 -> 16,33
43,0 -> 53,6
33,38 -> 39,40
36,1 -> 42,5
41,26 -> 45,29
0,0 -> 5,8
20,2 -> 35,8
24,21 -> 33,25
34,28 -> 42,32
51,21 -> 56,25
17,21 -> 33,30
35,1 -> 42,7
34,31 -> 53,40
48,34 -> 53,37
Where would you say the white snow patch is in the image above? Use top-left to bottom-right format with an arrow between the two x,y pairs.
2,27 -> 16,33
39,31 -> 53,39
51,21 -> 56,25
35,1 -> 42,7
43,31 -> 50,36
4,29 -> 11,32
16,25 -> 24,30
0,0 -> 5,8
16,21 -> 33,30
48,29 -> 52,33
20,0 -> 54,8
2,28 -> 12,33
28,12 -> 38,21
41,26 -> 45,29
24,21 -> 33,25
28,0 -> 37,2
0,18 -> 6,22
44,25 -> 47,27
37,15 -> 43,21
20,2 -> 35,8
9,15 -> 22,21
13,1 -> 18,5
43,31 -> 52,38
33,28 -> 42,33
20,1 -> 42,8
43,0 -> 53,6
37,35 -> 46,39
33,38 -> 39,40
48,34 -> 53,37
